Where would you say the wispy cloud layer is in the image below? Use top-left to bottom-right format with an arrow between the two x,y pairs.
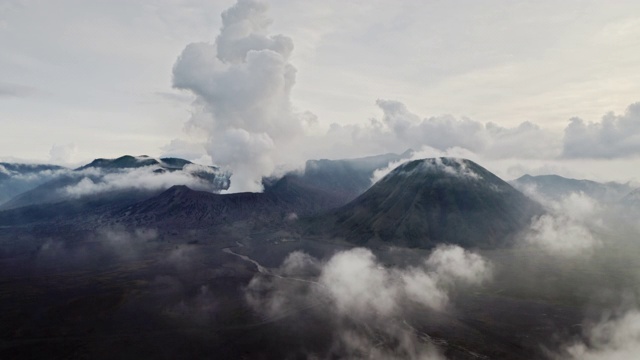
63,166 -> 218,198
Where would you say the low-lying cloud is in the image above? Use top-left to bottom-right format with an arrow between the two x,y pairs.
497,183 -> 640,358
522,192 -> 603,257
559,309 -> 640,360
0,163 -> 71,205
510,169 -> 634,259
245,245 -> 492,359
35,227 -> 159,269
62,163 -> 226,198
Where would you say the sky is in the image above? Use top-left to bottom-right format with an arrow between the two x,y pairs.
2,0 -> 640,189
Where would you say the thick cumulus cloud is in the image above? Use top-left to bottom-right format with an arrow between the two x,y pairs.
245,245 -> 491,359
172,0 -> 306,193
318,99 -> 562,162
376,100 -> 487,153
563,102 -> 640,159
303,100 -> 640,179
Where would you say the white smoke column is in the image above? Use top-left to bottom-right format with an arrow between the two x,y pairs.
173,0 -> 306,192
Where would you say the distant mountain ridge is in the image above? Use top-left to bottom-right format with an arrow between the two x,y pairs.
265,150 -> 412,208
111,185 -> 278,229
77,155 -> 195,171
0,162 -> 66,178
0,155 -> 230,210
0,162 -> 68,205
110,152 -> 414,228
0,153 -> 553,251
0,152 -> 411,228
511,174 -> 634,203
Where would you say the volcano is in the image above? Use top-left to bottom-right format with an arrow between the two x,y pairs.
316,158 -> 544,249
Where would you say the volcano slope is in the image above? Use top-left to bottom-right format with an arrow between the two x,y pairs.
312,158 -> 544,249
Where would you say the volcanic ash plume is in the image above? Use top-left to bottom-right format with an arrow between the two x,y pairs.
173,0 -> 307,192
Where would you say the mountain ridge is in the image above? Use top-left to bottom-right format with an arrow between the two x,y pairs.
0,155 -> 230,210
510,174 -> 633,203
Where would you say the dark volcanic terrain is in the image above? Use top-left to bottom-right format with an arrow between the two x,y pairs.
0,154 -> 636,359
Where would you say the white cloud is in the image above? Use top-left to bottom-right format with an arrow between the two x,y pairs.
374,99 -> 562,159
561,310 -> 640,360
168,1 -> 571,193
160,139 -> 210,163
523,192 -> 603,257
306,99 -> 562,168
525,213 -> 599,258
318,246 -> 491,318
63,165 -> 217,197
245,245 -> 491,358
319,247 -> 403,317
563,102 -> 640,159
278,250 -> 319,277
49,143 -> 78,165
425,244 -> 493,285
159,1 -> 640,189
377,99 -> 488,153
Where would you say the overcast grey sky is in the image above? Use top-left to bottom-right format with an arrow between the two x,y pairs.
2,0 -> 640,186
